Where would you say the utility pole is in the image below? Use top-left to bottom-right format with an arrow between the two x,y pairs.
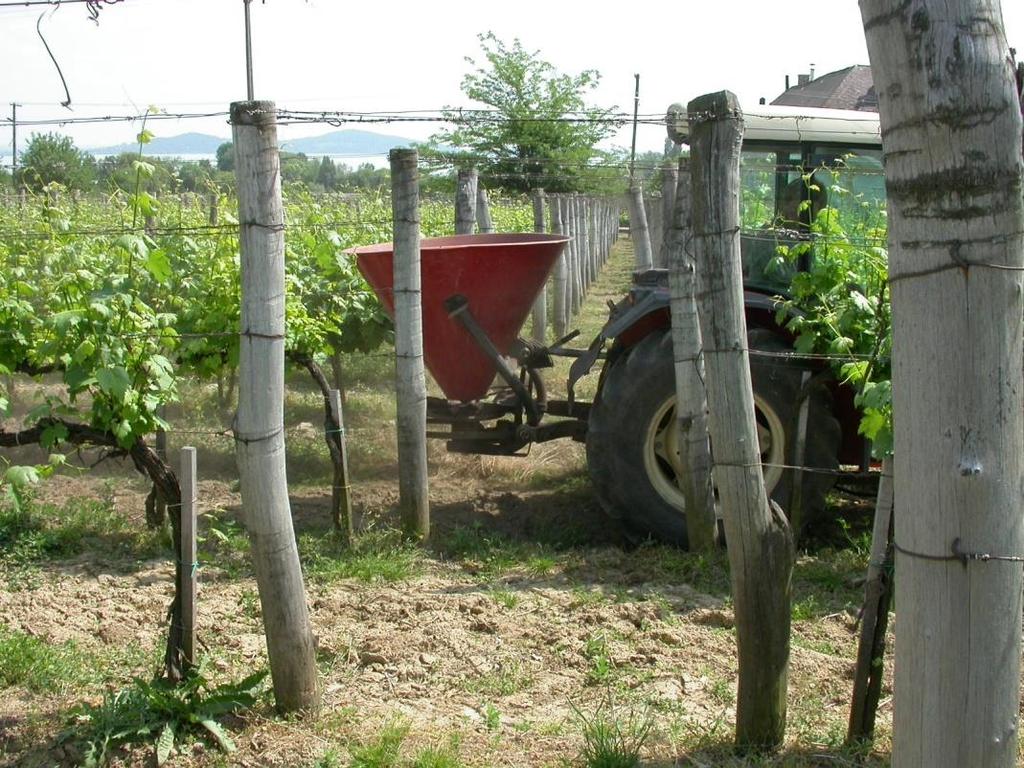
243,0 -> 254,100
10,103 -> 17,189
628,74 -> 640,185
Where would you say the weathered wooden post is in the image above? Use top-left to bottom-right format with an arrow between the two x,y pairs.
179,446 -> 198,667
659,160 -> 679,269
455,167 -> 478,235
690,91 -> 793,751
550,195 -> 568,339
231,100 -> 320,714
531,189 -> 548,342
208,191 -> 218,226
666,157 -> 716,551
847,455 -> 894,745
646,193 -> 663,264
562,195 -> 578,317
390,148 -> 430,540
476,184 -> 495,234
859,2 -> 1024,765
628,184 -> 653,270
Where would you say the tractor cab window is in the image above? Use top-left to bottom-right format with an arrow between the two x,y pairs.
739,144 -> 884,295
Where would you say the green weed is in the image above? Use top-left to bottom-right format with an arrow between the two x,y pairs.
571,697 -> 653,768
583,633 -> 614,686
64,666 -> 267,767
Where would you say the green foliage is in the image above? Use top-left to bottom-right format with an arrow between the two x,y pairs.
64,667 -> 267,767
775,164 -> 892,456
215,141 -> 234,172
17,132 -> 97,191
427,32 -> 616,193
571,697 -> 653,768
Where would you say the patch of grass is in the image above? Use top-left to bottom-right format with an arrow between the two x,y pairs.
571,697 -> 653,768
708,676 -> 735,706
302,526 -> 422,584
625,543 -> 730,593
489,588 -> 519,610
0,492 -> 164,582
791,594 -> 824,622
409,735 -> 464,768
437,523 -> 565,579
349,719 -> 409,768
0,624 -> 96,694
463,661 -> 533,697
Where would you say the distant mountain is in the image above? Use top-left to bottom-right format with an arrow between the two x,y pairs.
281,130 -> 414,156
86,129 -> 416,159
89,132 -> 226,156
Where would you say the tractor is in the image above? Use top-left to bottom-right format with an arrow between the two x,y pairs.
353,104 -> 885,546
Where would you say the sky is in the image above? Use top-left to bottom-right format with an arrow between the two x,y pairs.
1,0 -> 1023,159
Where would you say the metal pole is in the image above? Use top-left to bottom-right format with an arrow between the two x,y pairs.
243,0 -> 254,101
10,103 -> 17,189
628,74 -> 640,185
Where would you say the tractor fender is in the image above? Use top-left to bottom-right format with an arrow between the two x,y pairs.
568,286 -> 790,401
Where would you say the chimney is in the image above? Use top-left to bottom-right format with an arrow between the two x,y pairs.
798,74 -> 809,86
785,75 -> 790,90
809,63 -> 816,80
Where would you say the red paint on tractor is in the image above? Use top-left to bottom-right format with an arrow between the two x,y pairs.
352,233 -> 568,402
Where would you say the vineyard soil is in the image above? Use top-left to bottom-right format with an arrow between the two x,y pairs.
1,241 -> 894,767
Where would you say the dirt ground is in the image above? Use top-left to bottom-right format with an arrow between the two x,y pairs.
0,456 -> 893,768
1,241 -> 895,767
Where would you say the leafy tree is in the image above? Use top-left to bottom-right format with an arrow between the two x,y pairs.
316,156 -> 338,189
17,133 -> 96,191
215,141 -> 234,172
426,32 -> 616,193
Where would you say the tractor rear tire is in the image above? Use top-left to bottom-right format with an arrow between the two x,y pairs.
585,327 -> 840,546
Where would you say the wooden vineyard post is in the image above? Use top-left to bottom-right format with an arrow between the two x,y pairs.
689,91 -> 793,751
328,389 -> 354,546
628,183 -> 653,270
847,455 -> 894,745
179,446 -> 198,668
666,157 -> 716,552
859,3 -> 1024,765
659,160 -> 678,269
390,148 -> 430,540
550,195 -> 568,339
208,191 -> 218,226
476,184 -> 495,234
231,100 -> 320,714
455,167 -> 478,235
531,189 -> 547,342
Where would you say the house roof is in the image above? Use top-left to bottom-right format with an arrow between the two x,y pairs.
771,65 -> 878,112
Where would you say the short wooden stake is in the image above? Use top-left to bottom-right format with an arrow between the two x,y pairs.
180,446 -> 198,668
328,389 -> 354,546
847,456 -> 895,745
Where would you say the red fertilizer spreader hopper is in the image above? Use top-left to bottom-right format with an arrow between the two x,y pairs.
351,233 -> 588,454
